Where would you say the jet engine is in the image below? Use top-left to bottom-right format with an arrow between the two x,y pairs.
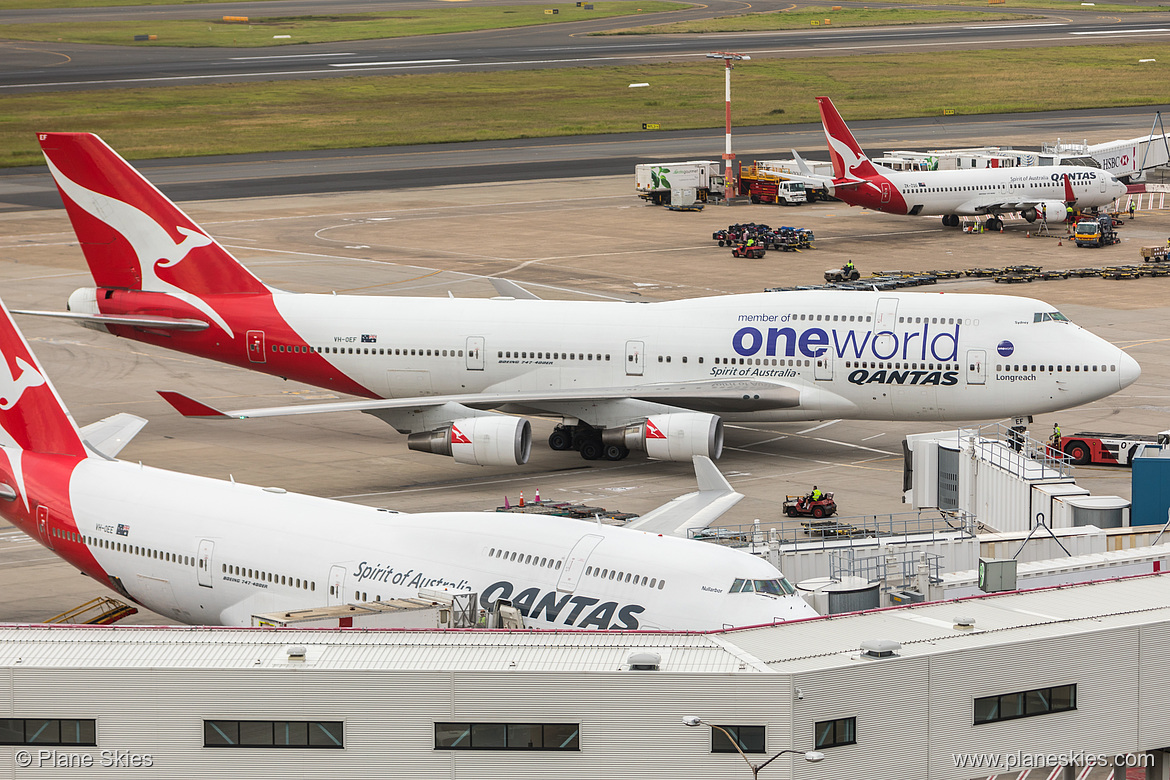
407,416 -> 532,466
1020,201 -> 1067,224
604,413 -> 723,462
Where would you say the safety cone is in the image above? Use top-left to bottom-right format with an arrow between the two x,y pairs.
504,495 -> 510,509
1000,225 -> 1004,234
535,488 -> 541,504
1026,231 -> 1031,238
1058,240 -> 1062,246
520,490 -> 525,507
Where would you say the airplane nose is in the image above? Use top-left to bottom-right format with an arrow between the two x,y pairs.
1118,350 -> 1141,389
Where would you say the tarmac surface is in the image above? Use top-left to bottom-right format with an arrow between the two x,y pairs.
0,174 -> 1167,624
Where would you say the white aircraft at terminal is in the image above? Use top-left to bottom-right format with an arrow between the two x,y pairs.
20,132 -> 1140,470
795,97 -> 1130,230
0,297 -> 816,629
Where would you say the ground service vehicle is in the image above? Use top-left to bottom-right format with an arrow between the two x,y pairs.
783,493 -> 837,518
738,165 -> 808,205
1061,431 -> 1170,465
1074,215 -> 1121,248
825,266 -> 861,282
635,161 -> 723,205
732,244 -> 766,259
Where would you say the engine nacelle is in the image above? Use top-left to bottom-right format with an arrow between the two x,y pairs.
605,413 -> 723,461
1020,200 -> 1067,224
407,417 -> 531,466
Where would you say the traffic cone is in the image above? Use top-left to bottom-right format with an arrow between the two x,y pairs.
520,490 -> 525,507
535,488 -> 541,504
504,495 -> 510,509
1000,224 -> 1004,234
1058,240 -> 1062,246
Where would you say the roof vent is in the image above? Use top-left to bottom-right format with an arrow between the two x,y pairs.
953,616 -> 976,630
627,651 -> 661,671
859,639 -> 901,660
286,645 -> 307,662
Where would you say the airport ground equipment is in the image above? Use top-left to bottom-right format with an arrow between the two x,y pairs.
1074,215 -> 1121,248
635,161 -> 723,205
783,492 -> 837,519
824,266 -> 860,283
1059,431 -> 1170,466
737,164 -> 808,204
732,243 -> 766,259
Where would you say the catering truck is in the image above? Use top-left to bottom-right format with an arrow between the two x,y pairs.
635,161 -> 724,205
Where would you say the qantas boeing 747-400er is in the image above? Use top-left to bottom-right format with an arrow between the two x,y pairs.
0,295 -> 817,629
19,132 -> 1139,469
806,97 -> 1128,230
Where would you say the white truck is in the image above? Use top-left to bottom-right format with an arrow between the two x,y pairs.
634,161 -> 724,206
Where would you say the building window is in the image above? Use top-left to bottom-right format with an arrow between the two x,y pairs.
814,717 -> 856,749
974,685 -> 1076,724
203,721 -> 343,748
711,725 -> 766,754
0,719 -> 96,746
434,722 -> 580,751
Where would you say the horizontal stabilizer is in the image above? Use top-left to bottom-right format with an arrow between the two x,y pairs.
157,391 -> 231,418
623,456 -> 744,537
80,413 -> 148,459
13,309 -> 209,332
488,278 -> 541,300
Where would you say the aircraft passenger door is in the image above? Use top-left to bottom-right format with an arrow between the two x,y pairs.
36,505 -> 53,550
966,349 -> 987,385
625,341 -> 644,377
246,330 -> 266,364
328,565 -> 347,606
873,298 -> 899,357
814,349 -> 833,381
465,336 -> 485,371
196,539 -> 214,588
880,182 -> 892,204
556,534 -> 604,594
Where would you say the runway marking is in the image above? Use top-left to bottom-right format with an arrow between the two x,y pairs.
230,53 -> 356,60
962,23 -> 1066,28
861,432 -> 886,441
1070,28 -> 1170,35
330,59 -> 459,67
797,420 -> 839,435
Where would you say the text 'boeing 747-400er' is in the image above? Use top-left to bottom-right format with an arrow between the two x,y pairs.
0,295 -> 817,629
18,132 -> 1140,469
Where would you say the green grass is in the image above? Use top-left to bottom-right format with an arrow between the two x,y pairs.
4,43 -> 1167,167
0,3 -> 690,46
604,7 -> 1033,34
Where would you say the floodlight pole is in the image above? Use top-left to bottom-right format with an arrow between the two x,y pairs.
707,52 -> 749,204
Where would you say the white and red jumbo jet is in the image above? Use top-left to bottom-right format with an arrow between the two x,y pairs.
22,133 -> 1139,470
811,96 -> 1128,229
0,296 -> 817,629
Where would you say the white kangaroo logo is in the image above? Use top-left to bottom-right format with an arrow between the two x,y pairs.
826,133 -> 868,181
0,356 -> 45,411
43,155 -> 234,337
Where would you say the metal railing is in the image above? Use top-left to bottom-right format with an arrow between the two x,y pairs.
963,421 -> 1072,479
689,508 -> 975,549
828,548 -> 944,585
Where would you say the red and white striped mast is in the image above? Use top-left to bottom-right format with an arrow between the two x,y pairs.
707,51 -> 750,204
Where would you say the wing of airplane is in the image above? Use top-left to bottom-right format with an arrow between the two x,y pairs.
623,456 -> 744,537
13,309 -> 209,332
159,378 -> 802,421
79,413 -> 148,459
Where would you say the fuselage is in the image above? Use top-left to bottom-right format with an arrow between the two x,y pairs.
0,449 -> 815,630
831,165 -> 1127,217
83,288 -> 1140,424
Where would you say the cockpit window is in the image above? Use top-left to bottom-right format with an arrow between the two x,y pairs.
731,578 -> 795,596
1033,312 -> 1070,323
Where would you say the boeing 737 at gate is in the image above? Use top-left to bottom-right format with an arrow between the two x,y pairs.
0,296 -> 816,629
21,132 -> 1140,469
812,96 -> 1128,229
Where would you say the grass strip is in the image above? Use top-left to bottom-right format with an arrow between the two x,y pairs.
603,7 -> 1034,34
3,43 -> 1167,168
0,3 -> 690,46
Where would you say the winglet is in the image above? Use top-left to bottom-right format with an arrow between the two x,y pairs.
621,456 -> 744,537
791,149 -> 813,176
157,391 -> 231,418
488,278 -> 541,300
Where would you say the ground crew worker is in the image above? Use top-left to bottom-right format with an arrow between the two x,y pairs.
1066,205 -> 1074,223
843,259 -> 855,276
1129,200 -> 1136,220
1052,423 -> 1062,446
810,486 -> 824,502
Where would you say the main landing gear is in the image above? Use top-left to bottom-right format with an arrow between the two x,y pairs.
548,423 -> 630,461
